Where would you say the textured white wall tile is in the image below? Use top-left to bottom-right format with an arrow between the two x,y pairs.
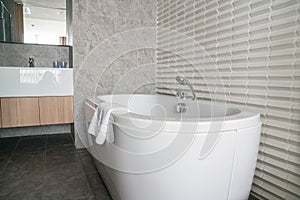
156,0 -> 300,199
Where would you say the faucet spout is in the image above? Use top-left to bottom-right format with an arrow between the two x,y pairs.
175,76 -> 197,100
29,57 -> 34,67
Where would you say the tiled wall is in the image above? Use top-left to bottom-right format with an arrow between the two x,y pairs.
0,42 -> 70,68
156,0 -> 300,199
73,0 -> 157,147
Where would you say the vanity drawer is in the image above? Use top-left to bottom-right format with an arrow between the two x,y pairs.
39,96 -> 73,125
0,96 -> 73,128
1,97 -> 40,128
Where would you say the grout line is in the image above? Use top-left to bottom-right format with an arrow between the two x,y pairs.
43,135 -> 48,175
42,134 -> 51,200
14,137 -> 22,150
1,151 -> 12,175
45,134 -> 48,149
1,137 -> 22,178
75,150 -> 99,199
67,124 -> 75,144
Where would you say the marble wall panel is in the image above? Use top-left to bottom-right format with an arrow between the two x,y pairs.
73,0 -> 157,148
0,43 -> 70,68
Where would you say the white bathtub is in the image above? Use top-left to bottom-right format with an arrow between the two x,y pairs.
84,94 -> 261,200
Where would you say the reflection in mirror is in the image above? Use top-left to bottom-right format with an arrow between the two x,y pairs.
0,0 -> 67,45
0,0 -> 14,42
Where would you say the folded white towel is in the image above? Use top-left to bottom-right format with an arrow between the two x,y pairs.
88,107 -> 100,136
88,102 -> 129,145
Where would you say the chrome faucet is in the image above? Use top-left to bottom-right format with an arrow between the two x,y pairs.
175,76 -> 197,100
175,90 -> 188,113
175,89 -> 186,100
29,57 -> 34,67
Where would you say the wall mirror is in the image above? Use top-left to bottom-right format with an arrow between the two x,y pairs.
0,0 -> 71,45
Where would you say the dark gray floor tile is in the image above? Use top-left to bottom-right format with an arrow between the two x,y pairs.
47,133 -> 73,147
44,195 -> 96,200
0,136 -> 111,200
77,150 -> 111,200
71,196 -> 95,200
4,151 -> 45,175
45,145 -> 80,167
43,174 -> 94,200
0,152 -> 12,173
0,189 -> 43,200
44,162 -> 85,183
42,193 -> 64,200
76,148 -> 90,159
77,150 -> 97,175
86,173 -> 106,190
93,193 -> 111,200
46,143 -> 77,154
0,137 -> 20,153
0,172 -> 43,197
15,136 -> 47,153
86,173 -> 111,200
70,125 -> 75,144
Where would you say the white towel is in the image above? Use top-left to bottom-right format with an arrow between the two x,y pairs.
88,107 -> 100,136
88,102 -> 129,145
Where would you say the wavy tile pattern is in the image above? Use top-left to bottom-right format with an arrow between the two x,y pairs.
156,0 -> 300,199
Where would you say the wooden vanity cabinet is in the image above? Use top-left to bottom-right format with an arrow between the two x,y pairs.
39,96 -> 73,125
0,96 -> 73,128
1,97 -> 40,128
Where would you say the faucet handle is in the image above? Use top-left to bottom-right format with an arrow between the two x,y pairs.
175,89 -> 186,99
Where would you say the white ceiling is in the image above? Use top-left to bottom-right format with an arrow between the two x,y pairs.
16,0 -> 66,21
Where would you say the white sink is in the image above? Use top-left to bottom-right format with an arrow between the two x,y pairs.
0,67 -> 73,97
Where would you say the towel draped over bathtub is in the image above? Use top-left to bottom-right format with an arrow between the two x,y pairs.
88,102 -> 129,145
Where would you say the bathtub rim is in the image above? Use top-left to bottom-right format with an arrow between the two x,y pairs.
86,94 -> 260,133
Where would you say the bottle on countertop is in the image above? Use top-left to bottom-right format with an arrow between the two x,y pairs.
53,61 -> 68,68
